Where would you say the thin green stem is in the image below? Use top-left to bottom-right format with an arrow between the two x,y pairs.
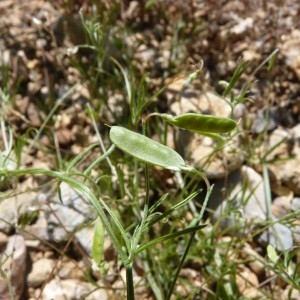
84,144 -> 115,175
126,264 -> 135,300
166,168 -> 212,300
130,163 -> 150,256
127,118 -> 151,298
143,250 -> 164,300
142,119 -> 151,211
262,162 -> 272,221
86,103 -> 117,177
130,120 -> 151,252
142,120 -> 151,226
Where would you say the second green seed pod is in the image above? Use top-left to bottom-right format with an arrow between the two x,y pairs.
160,113 -> 236,134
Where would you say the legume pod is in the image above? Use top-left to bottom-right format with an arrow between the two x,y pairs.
110,126 -> 186,171
160,113 -> 236,134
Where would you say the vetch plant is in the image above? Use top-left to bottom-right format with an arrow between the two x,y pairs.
0,109 -> 236,299
108,124 -> 210,299
106,112 -> 237,299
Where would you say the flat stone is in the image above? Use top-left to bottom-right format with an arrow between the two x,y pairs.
57,259 -> 83,280
236,267 -> 261,298
265,128 -> 292,161
27,258 -> 55,288
42,278 -> 109,300
272,196 -> 292,218
170,90 -> 232,117
212,166 -> 267,219
47,203 -> 87,241
280,29 -> 300,80
45,182 -> 96,242
291,197 -> 300,211
22,211 -> 50,243
240,244 -> 265,276
251,107 -> 281,134
279,160 -> 300,195
0,231 -> 8,248
211,166 -> 268,235
0,235 -> 27,300
257,223 -> 293,251
75,225 -> 94,255
241,166 -> 267,219
0,191 -> 38,233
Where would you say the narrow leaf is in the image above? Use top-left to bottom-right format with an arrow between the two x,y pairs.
92,217 -> 105,267
267,244 -> 279,264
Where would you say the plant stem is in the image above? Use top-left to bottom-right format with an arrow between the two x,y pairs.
127,118 -> 152,299
126,264 -> 135,300
83,144 -> 115,175
166,168 -> 212,300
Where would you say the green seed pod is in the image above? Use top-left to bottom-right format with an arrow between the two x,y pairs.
110,126 -> 185,171
160,113 -> 236,134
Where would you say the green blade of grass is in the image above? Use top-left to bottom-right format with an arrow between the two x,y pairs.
0,168 -> 130,264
